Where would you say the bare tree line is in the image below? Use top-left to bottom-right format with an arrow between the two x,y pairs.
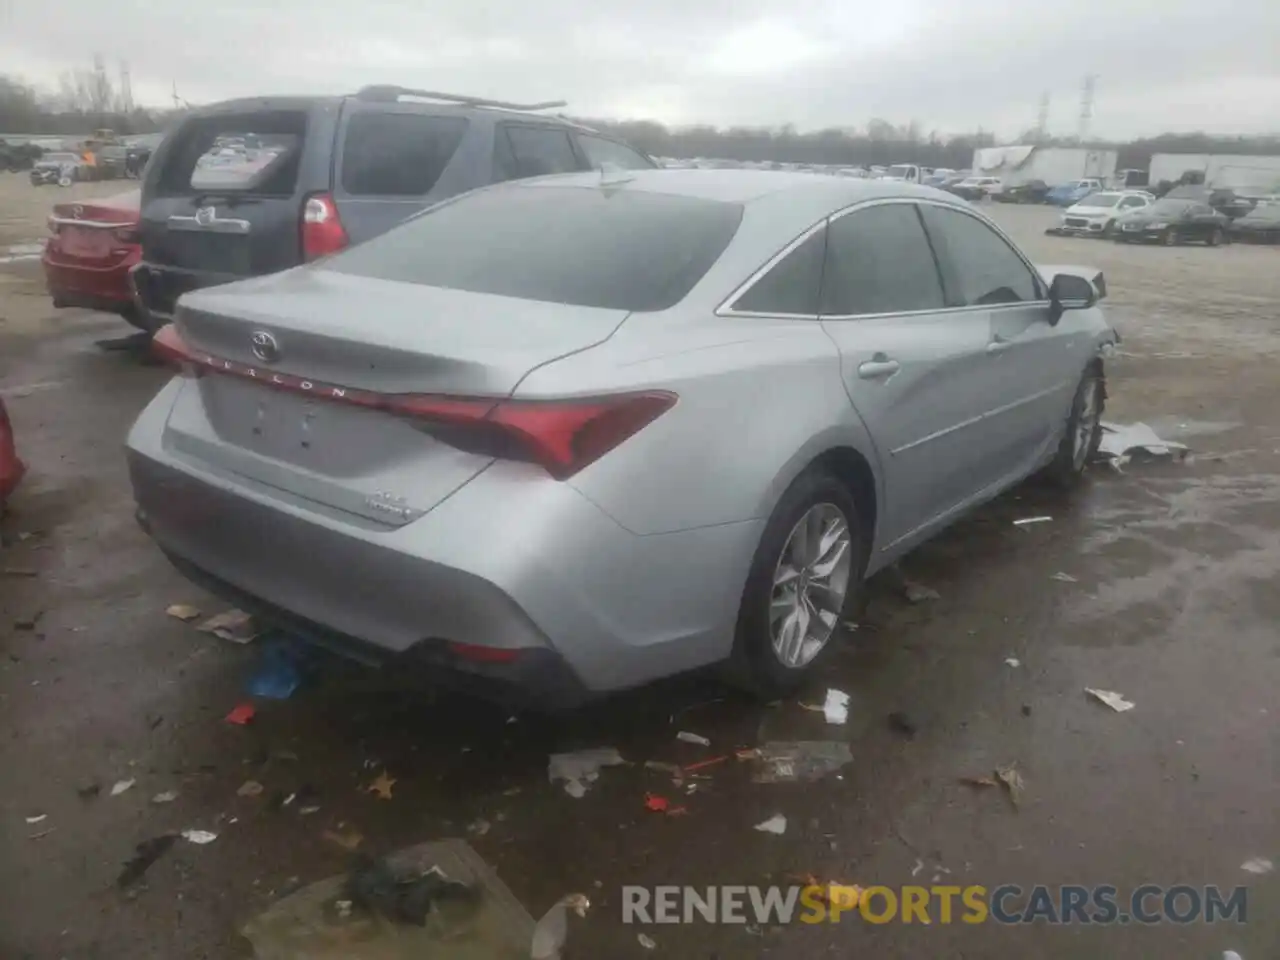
4,57 -> 1280,173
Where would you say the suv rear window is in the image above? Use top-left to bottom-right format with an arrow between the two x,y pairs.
340,113 -> 469,196
324,185 -> 743,312
157,110 -> 307,196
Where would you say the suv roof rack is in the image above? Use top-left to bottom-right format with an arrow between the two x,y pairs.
353,85 -> 568,111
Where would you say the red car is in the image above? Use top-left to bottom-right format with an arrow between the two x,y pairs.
0,397 -> 24,505
43,189 -> 144,329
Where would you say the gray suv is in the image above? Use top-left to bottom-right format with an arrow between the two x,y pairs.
130,86 -> 657,331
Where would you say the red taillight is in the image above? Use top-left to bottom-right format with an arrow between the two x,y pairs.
147,326 -> 676,479
301,193 -> 348,261
114,225 -> 140,245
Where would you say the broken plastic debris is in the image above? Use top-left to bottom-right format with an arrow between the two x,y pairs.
823,688 -> 851,725
904,581 -> 941,603
683,755 -> 727,773
1097,421 -> 1188,464
197,609 -> 260,644
1004,657 -> 1021,668
995,763 -> 1025,808
166,604 -> 202,622
467,818 -> 491,836
910,858 -> 924,877
753,741 -> 852,783
1051,572 -> 1079,583
237,779 -> 265,798
25,814 -> 47,824
365,771 -> 397,800
246,642 -> 302,700
548,747 -> 626,797
1223,952 -> 1244,960
532,893 -> 591,960
225,703 -> 256,725
638,932 -> 657,949
181,829 -> 218,845
110,778 -> 136,797
1085,688 -> 1135,713
1240,858 -> 1274,875
959,775 -> 999,788
676,731 -> 710,746
643,793 -> 687,816
754,814 -> 787,835
324,827 -> 364,851
1013,516 -> 1052,527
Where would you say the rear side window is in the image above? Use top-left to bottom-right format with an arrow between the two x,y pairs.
730,229 -> 825,316
497,126 -> 581,180
157,111 -> 307,196
324,186 -> 743,312
920,205 -> 1043,307
821,203 -> 944,316
340,113 -> 469,196
577,135 -> 655,171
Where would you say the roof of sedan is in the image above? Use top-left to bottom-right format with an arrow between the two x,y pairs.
518,167 -> 945,206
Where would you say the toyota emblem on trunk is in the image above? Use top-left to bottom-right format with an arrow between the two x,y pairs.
195,206 -> 216,226
251,331 -> 280,363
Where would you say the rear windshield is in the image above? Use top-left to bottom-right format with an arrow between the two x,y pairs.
156,110 -> 307,196
324,185 -> 744,312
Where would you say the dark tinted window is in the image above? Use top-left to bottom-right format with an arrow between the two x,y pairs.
157,110 -> 307,196
340,113 -> 468,196
498,126 -> 580,180
731,229 -> 825,315
920,205 -> 1042,307
577,135 -> 655,170
325,185 -> 742,312
822,204 -> 944,316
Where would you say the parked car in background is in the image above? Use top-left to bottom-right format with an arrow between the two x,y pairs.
0,397 -> 24,508
1228,203 -> 1280,243
882,163 -> 924,183
129,171 -> 1116,705
30,151 -> 86,186
1113,197 -> 1231,245
1050,190 -> 1152,237
1,139 -> 46,172
132,85 -> 658,333
949,176 -> 1003,200
1045,179 -> 1105,207
43,190 -> 143,326
995,179 -> 1050,204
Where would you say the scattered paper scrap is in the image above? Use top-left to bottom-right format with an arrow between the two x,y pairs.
166,604 -> 202,622
151,791 -> 178,804
995,763 -> 1024,808
237,780 -> 265,798
197,609 -> 260,644
467,818 -> 491,836
365,771 -> 396,800
25,814 -> 47,824
959,775 -> 999,788
1013,516 -> 1052,527
1097,421 -> 1188,463
904,581 -> 941,604
638,932 -> 657,949
110,778 -> 136,797
1085,688 -> 1135,713
677,731 -> 711,746
823,688 -> 851,725
1004,657 -> 1021,668
548,747 -> 626,797
324,827 -> 363,851
1241,858 -> 1274,875
181,829 -> 218,845
754,814 -> 788,835
225,703 -> 256,725
1051,572 -> 1079,583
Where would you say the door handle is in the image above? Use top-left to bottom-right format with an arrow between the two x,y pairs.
986,336 -> 1013,355
857,357 -> 900,379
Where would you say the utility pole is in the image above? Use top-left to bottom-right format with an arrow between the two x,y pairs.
118,61 -> 134,115
1034,90 -> 1050,143
1078,75 -> 1097,143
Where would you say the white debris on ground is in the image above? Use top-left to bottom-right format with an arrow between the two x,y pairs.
548,748 -> 626,798
1097,421 -> 1189,470
822,689 -> 851,725
754,814 -> 787,835
676,731 -> 711,746
1240,857 -> 1273,875
181,829 -> 218,845
1085,688 -> 1136,712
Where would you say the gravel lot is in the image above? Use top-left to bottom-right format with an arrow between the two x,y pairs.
1,171 -> 1277,959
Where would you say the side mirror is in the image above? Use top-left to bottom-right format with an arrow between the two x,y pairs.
1048,273 -> 1097,324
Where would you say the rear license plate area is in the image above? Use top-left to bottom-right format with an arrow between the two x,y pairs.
162,231 -> 251,275
61,226 -> 113,258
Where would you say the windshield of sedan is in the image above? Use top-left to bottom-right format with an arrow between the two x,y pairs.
1078,193 -> 1121,208
1147,199 -> 1196,215
324,185 -> 745,312
886,165 -> 913,178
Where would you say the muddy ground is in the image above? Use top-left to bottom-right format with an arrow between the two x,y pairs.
1,170 -> 1277,959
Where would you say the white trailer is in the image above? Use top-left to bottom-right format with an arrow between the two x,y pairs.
971,146 -> 1118,187
1148,153 -> 1280,193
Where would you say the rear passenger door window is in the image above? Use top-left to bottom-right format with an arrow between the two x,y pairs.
919,205 -> 1044,307
576,135 -> 655,170
496,125 -> 582,181
729,228 -> 826,316
821,203 -> 944,316
340,113 -> 469,196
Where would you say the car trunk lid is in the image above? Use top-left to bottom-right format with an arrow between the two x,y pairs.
48,190 -> 140,264
158,269 -> 629,523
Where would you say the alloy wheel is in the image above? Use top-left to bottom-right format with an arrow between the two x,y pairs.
770,503 -> 852,669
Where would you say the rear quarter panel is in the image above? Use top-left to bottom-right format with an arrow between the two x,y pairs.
513,315 -> 885,539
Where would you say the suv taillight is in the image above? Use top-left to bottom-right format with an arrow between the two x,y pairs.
302,193 -> 348,261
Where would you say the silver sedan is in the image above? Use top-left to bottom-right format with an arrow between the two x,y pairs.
127,170 -> 1117,705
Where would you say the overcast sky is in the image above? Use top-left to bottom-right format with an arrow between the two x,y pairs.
3,0 -> 1278,139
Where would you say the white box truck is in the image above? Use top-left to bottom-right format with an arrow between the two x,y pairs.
972,146 -> 1118,188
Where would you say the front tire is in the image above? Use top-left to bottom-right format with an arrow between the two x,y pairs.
1207,227 -> 1224,246
1044,365 -> 1105,486
726,469 -> 864,698
1163,228 -> 1179,246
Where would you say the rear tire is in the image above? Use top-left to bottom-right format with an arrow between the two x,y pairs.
1043,365 -> 1105,487
725,469 -> 864,699
1207,227 -> 1224,246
